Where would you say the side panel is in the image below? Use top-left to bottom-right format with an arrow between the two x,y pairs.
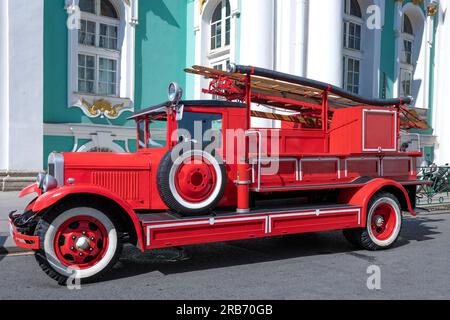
143,207 -> 361,250
363,110 -> 397,152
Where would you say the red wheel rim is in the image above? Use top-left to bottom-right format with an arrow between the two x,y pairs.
54,216 -> 109,269
174,155 -> 217,203
370,203 -> 397,241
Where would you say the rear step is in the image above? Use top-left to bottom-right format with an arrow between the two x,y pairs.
138,204 -> 362,250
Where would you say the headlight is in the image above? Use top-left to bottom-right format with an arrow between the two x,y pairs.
168,82 -> 183,104
42,174 -> 58,193
36,172 -> 46,189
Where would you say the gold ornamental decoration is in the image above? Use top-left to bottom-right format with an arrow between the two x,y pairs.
82,98 -> 125,118
427,3 -> 439,17
200,0 -> 207,14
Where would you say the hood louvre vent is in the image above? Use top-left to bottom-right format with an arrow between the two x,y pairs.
92,171 -> 140,200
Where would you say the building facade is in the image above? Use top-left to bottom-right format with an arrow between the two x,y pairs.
0,0 -> 448,190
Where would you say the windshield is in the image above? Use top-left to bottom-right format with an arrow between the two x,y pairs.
138,120 -> 167,149
177,112 -> 223,147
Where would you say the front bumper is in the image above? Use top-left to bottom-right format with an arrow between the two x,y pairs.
8,211 -> 40,250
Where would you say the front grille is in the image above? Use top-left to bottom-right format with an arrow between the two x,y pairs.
47,153 -> 64,186
48,163 -> 55,177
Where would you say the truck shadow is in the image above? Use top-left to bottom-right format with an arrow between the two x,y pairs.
0,236 -> 6,261
102,215 -> 444,283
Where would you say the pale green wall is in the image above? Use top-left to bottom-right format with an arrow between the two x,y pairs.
380,0 -> 396,99
134,0 -> 187,110
185,0 -> 196,99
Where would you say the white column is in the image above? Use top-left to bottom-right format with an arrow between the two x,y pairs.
294,0 -> 308,77
0,0 -> 9,170
276,0 -> 308,77
239,0 -> 275,128
433,2 -> 450,165
0,0 -> 44,172
306,0 -> 344,86
275,0 -> 295,73
239,0 -> 275,68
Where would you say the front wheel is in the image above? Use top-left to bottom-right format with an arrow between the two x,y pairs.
343,192 -> 402,251
34,203 -> 122,284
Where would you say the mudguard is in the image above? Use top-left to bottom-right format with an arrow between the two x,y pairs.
19,183 -> 41,198
338,178 -> 416,226
29,185 -> 145,251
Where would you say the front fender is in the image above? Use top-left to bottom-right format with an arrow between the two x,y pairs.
19,183 -> 41,198
32,185 -> 145,251
339,178 -> 416,226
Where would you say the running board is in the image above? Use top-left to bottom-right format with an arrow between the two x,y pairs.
139,204 -> 362,250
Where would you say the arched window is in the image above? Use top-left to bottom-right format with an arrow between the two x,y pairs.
403,14 -> 414,35
208,0 -> 231,72
77,0 -> 120,96
210,0 -> 231,52
343,0 -> 363,94
400,13 -> 414,96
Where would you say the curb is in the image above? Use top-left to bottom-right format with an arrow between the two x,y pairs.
416,210 -> 450,216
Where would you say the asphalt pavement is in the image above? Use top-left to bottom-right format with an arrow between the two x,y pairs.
0,206 -> 449,299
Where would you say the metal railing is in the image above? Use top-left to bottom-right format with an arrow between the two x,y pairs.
416,165 -> 450,206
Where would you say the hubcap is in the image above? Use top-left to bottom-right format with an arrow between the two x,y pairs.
374,215 -> 384,228
75,236 -> 91,251
370,203 -> 397,241
54,216 -> 108,269
174,155 -> 217,203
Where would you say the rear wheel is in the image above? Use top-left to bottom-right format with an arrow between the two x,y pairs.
343,192 -> 402,251
34,203 -> 122,285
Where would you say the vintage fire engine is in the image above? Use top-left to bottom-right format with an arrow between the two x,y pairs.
9,64 -> 429,284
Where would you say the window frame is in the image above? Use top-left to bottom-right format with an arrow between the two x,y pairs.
343,56 -> 361,95
343,20 -> 362,51
400,68 -> 413,97
67,0 -> 136,119
208,0 -> 231,56
398,13 -> 415,98
77,0 -> 120,97
342,0 -> 363,94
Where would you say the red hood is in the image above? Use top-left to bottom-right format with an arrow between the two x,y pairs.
62,151 -> 162,170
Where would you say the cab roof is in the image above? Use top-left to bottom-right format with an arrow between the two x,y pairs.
129,100 -> 246,120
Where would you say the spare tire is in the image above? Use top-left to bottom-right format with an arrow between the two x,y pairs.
157,145 -> 226,215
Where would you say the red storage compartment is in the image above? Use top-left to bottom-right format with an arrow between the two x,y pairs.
329,106 -> 398,154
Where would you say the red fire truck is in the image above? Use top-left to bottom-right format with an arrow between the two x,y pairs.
9,64 -> 429,284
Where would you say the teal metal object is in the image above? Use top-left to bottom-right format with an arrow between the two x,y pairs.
416,166 -> 450,205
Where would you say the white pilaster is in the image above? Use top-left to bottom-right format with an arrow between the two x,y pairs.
432,2 -> 450,165
275,0 -> 295,74
239,0 -> 275,68
0,0 -> 9,170
239,0 -> 275,128
0,0 -> 44,172
306,0 -> 344,86
294,0 -> 308,77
